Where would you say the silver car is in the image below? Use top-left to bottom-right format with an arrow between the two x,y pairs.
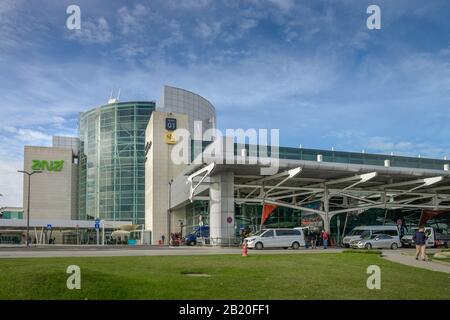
350,234 -> 401,250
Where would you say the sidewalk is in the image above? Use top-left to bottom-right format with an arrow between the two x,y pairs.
382,251 -> 450,274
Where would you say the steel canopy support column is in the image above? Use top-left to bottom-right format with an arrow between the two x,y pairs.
322,185 -> 330,233
209,172 -> 234,246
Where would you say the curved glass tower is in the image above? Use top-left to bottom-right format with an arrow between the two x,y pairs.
78,101 -> 155,224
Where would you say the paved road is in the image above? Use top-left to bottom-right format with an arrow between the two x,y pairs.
381,250 -> 450,274
0,246 -> 344,258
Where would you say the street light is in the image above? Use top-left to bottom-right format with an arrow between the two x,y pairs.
18,170 -> 42,247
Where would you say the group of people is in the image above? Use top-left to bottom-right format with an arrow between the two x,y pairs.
305,229 -> 330,249
169,232 -> 183,246
239,227 -> 252,244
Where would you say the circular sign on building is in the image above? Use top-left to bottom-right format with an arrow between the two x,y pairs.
227,217 -> 233,224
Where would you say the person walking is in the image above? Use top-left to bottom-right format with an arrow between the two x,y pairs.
304,229 -> 309,249
321,230 -> 329,249
413,226 -> 428,261
309,230 -> 317,249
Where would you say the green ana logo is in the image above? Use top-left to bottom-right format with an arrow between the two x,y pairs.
32,160 -> 64,172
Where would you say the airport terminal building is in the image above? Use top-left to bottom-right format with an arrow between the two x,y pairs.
2,85 -> 450,245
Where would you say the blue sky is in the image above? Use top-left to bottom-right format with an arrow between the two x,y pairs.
1,0 -> 450,206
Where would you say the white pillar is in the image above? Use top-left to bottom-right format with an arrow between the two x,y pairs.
102,221 -> 105,245
209,172 -> 234,246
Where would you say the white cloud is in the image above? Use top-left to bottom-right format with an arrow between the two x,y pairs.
351,31 -> 371,49
0,157 -> 23,207
365,136 -> 448,158
68,17 -> 112,44
195,21 -> 222,42
166,0 -> 212,9
118,4 -> 149,35
3,127 -> 52,144
268,0 -> 295,11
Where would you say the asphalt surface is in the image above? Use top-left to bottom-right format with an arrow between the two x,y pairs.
0,245 -> 344,258
382,250 -> 450,274
1,245 -> 449,275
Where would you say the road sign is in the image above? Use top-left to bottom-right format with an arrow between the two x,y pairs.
227,217 -> 233,224
94,219 -> 100,230
46,224 -> 52,230
165,118 -> 177,131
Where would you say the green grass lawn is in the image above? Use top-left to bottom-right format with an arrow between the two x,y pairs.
431,256 -> 450,264
0,253 -> 449,300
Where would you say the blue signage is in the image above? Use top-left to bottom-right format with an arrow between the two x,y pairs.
165,118 -> 177,131
46,224 -> 52,229
94,218 -> 100,230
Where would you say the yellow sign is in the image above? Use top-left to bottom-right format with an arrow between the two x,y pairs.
165,131 -> 177,144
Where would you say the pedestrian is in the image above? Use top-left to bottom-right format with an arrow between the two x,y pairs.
161,234 -> 165,245
321,230 -> 329,249
304,229 -> 309,249
309,230 -> 317,249
413,226 -> 428,261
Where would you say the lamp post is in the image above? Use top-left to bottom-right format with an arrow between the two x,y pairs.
18,170 -> 41,247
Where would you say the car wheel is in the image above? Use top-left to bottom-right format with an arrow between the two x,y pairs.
189,240 -> 196,246
255,242 -> 264,250
292,242 -> 300,250
365,243 -> 372,250
391,243 -> 398,250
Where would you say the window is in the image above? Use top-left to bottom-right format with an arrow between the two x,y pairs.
275,229 -> 300,236
351,229 -> 368,236
373,229 -> 398,236
262,230 -> 274,237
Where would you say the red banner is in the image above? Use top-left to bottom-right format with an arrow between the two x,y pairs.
261,204 -> 278,225
419,209 -> 450,226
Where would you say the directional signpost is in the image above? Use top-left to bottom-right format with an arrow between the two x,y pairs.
95,218 -> 100,245
227,217 -> 233,247
46,224 -> 53,244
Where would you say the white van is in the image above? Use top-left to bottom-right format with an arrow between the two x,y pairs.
245,228 -> 305,250
342,225 -> 400,248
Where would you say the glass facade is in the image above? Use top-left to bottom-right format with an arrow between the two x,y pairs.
0,210 -> 24,219
78,101 -> 155,224
192,141 -> 450,171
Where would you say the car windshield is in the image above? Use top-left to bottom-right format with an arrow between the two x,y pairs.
252,230 -> 265,237
405,228 -> 418,235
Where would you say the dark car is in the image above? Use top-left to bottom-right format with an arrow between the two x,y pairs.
184,226 -> 210,246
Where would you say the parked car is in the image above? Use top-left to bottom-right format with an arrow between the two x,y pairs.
184,226 -> 209,246
401,227 -> 449,248
245,228 -> 305,250
350,234 -> 401,250
343,225 -> 400,248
